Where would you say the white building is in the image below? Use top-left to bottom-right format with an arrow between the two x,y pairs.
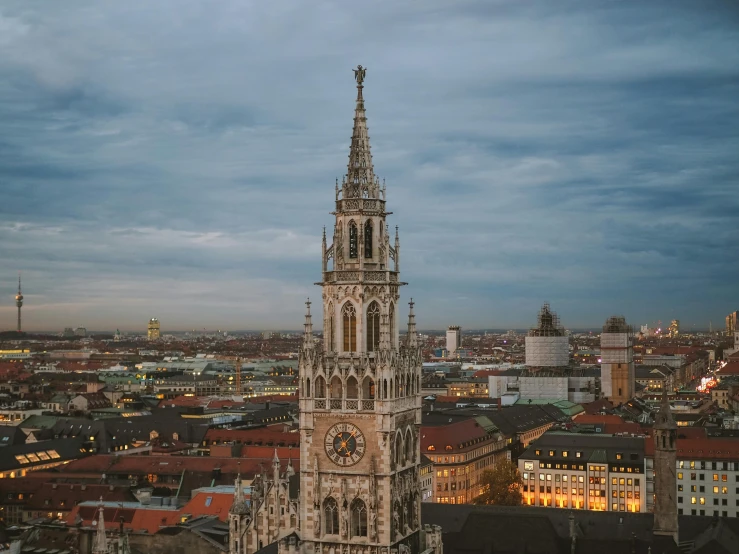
446,326 -> 461,354
525,304 -> 569,368
488,372 -> 599,404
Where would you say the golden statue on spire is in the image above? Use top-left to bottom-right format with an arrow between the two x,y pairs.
353,65 -> 367,85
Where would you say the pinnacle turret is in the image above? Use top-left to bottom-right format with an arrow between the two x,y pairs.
230,468 -> 248,515
303,298 -> 314,350
407,298 -> 417,348
92,499 -> 108,554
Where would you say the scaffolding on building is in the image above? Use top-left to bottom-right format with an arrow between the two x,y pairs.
602,316 -> 634,335
528,303 -> 566,337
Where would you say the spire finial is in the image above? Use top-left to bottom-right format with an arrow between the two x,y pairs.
344,65 -> 376,199
353,65 -> 367,86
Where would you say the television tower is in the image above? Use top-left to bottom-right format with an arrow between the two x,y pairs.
15,273 -> 23,333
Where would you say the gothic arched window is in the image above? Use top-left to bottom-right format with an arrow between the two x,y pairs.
324,497 -> 339,535
349,222 -> 358,259
346,376 -> 359,399
350,498 -> 368,537
389,302 -> 395,348
314,376 -> 326,398
395,433 -> 403,466
364,220 -> 373,258
326,302 -> 335,352
367,301 -> 380,352
362,376 -> 375,400
342,302 -> 357,352
405,428 -> 414,463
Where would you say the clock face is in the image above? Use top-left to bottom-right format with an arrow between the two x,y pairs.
325,422 -> 366,466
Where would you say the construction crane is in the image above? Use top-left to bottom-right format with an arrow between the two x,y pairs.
214,355 -> 243,396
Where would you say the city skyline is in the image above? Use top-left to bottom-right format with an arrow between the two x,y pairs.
2,1 -> 738,331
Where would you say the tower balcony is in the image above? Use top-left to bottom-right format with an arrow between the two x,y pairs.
310,395 -> 419,413
320,270 -> 403,284
313,398 -> 375,412
335,197 -> 386,214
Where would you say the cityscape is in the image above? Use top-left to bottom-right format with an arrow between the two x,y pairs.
1,2 -> 739,554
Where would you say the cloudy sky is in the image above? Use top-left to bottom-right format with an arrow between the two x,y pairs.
1,1 -> 738,333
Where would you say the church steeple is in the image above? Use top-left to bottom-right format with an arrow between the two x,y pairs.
342,65 -> 380,200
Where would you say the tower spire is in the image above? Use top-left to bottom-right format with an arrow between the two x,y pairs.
15,272 -> 23,333
344,65 -> 376,199
407,298 -> 417,348
303,298 -> 314,350
92,498 -> 108,554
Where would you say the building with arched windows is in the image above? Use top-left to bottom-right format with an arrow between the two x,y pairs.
229,66 -> 442,554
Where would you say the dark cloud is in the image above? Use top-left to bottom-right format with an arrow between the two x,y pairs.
0,0 -> 737,331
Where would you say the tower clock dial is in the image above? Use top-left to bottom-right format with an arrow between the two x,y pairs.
324,423 -> 366,466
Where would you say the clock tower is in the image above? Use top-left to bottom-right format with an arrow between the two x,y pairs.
296,66 -> 424,554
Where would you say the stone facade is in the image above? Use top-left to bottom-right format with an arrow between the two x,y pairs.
229,455 -> 299,554
652,388 -> 678,542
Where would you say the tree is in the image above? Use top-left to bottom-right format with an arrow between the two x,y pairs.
472,459 -> 523,506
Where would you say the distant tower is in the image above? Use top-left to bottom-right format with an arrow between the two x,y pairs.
15,273 -> 23,333
92,499 -> 108,554
147,318 -> 160,340
525,303 -> 569,370
653,388 -> 678,542
600,316 -> 634,404
446,325 -> 461,354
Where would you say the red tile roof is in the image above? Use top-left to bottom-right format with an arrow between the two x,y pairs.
644,436 -> 739,459
718,361 -> 739,375
59,454 -> 296,478
580,398 -> 614,415
421,419 -> 490,453
180,490 -> 235,521
246,393 -> 298,403
203,428 -> 300,446
27,483 -> 134,511
573,414 -> 625,424
472,370 -> 506,378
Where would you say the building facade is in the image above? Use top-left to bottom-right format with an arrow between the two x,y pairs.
518,432 -> 647,513
600,316 -> 635,405
422,418 -> 508,504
